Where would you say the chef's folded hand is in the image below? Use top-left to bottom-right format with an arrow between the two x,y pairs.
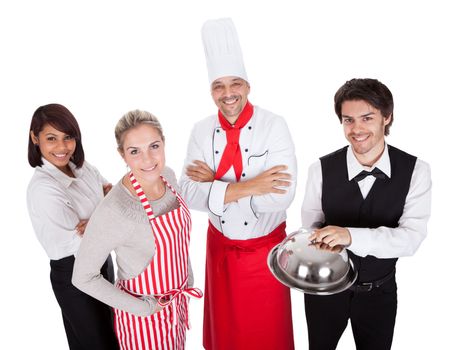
75,219 -> 89,237
308,225 -> 352,249
248,165 -> 291,195
186,160 -> 215,183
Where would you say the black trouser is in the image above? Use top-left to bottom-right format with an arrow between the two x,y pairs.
50,255 -> 119,350
304,277 -> 397,350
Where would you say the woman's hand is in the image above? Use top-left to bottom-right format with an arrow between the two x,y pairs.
103,183 -> 113,196
75,219 -> 89,236
142,296 -> 164,315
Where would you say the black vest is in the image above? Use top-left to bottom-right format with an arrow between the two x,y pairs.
320,145 -> 417,282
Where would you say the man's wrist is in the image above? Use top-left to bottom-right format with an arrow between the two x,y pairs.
225,180 -> 251,203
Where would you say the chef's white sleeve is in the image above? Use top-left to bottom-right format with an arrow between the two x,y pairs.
179,125 -> 221,213
250,116 -> 297,213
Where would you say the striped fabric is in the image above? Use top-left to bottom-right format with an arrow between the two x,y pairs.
114,173 -> 200,350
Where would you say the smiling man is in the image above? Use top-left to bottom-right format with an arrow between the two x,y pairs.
301,78 -> 432,350
179,18 -> 296,350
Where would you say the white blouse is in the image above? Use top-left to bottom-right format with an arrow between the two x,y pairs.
27,158 -> 108,260
301,145 -> 432,259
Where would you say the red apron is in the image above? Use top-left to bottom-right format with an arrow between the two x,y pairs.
114,173 -> 202,350
203,221 -> 295,350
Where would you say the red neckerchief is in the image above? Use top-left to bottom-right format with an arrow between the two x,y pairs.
215,101 -> 254,181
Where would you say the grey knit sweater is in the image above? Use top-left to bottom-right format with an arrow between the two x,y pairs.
72,167 -> 193,317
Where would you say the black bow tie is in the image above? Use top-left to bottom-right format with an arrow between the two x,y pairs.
353,167 -> 387,182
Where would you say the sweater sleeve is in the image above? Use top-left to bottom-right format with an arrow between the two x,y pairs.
72,200 -> 159,317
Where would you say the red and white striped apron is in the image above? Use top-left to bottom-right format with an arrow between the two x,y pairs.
114,173 -> 202,350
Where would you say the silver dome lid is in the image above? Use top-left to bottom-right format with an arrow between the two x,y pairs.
267,228 -> 357,295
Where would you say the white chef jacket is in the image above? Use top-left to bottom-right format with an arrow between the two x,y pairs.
27,158 -> 108,260
301,144 -> 432,258
179,106 -> 297,240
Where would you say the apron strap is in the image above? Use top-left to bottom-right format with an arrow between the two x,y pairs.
128,171 -> 202,329
156,277 -> 203,307
129,171 -> 189,221
156,278 -> 203,329
129,172 -> 155,220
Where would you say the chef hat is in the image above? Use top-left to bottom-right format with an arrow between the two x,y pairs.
201,18 -> 248,84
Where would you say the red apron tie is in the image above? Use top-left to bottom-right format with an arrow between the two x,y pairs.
156,278 -> 203,329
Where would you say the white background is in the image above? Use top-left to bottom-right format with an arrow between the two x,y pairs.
1,0 -> 454,349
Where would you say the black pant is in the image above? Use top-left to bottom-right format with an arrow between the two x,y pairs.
304,277 -> 397,350
50,255 -> 119,350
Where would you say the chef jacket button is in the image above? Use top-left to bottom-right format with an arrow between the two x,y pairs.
222,220 -> 225,224
216,129 -> 220,133
244,148 -> 248,152
242,173 -> 245,177
215,150 -> 219,154
248,126 -> 252,130
244,221 -> 248,226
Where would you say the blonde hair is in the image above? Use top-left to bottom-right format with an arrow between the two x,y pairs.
115,109 -> 165,151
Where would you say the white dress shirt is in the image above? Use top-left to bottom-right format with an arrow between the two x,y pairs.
179,106 -> 297,240
301,144 -> 432,258
27,158 -> 108,260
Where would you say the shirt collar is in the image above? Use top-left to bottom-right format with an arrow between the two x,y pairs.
346,144 -> 391,181
215,105 -> 256,129
40,158 -> 80,188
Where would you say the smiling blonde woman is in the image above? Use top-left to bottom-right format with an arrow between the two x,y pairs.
72,109 -> 202,350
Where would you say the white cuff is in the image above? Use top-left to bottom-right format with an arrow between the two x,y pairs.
208,180 -> 229,216
347,227 -> 371,257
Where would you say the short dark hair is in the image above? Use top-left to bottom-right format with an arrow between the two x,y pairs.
334,78 -> 394,136
28,104 -> 85,168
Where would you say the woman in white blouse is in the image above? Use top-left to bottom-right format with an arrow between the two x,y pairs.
27,104 -> 118,350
